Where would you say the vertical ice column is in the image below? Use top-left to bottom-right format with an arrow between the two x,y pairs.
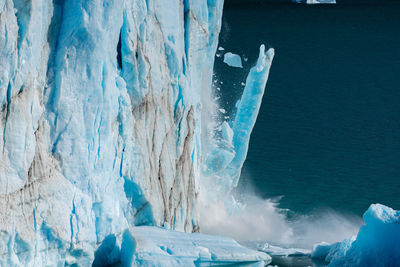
202,45 -> 274,199
227,45 -> 275,188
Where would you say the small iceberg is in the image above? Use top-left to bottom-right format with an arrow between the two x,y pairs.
311,204 -> 400,266
223,52 -> 243,68
293,0 -> 336,4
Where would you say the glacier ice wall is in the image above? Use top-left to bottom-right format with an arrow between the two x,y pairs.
0,0 -> 225,265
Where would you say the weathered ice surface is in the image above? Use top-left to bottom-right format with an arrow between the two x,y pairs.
115,226 -> 271,267
0,0 -> 226,265
260,243 -> 310,257
311,204 -> 400,266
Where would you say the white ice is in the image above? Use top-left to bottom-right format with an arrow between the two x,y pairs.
117,226 -> 271,267
293,0 -> 336,4
223,52 -> 243,68
260,243 -> 310,257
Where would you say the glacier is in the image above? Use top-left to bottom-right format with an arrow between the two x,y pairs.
0,0 -> 276,265
311,204 -> 400,266
2,0 -> 396,266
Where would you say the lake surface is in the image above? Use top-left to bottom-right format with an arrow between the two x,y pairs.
215,1 -> 400,216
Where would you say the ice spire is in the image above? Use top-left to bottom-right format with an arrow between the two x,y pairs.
202,45 -> 275,200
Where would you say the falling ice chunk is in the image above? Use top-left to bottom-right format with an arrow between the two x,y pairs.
223,52 -> 243,68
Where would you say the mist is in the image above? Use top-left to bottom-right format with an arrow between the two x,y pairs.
199,186 -> 362,249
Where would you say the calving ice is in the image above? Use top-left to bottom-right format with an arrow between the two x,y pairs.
0,0 -> 398,266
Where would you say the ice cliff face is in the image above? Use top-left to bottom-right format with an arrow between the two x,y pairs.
0,0 -> 274,265
0,0 -> 225,264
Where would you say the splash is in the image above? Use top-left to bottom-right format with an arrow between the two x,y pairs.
200,43 -> 361,250
200,188 -> 362,249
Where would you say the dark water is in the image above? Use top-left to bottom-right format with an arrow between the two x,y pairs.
215,2 -> 400,216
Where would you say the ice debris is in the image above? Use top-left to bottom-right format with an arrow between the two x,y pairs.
118,226 -> 272,267
223,52 -> 243,68
260,243 -> 310,257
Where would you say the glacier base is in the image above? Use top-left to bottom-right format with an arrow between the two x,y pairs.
102,226 -> 272,267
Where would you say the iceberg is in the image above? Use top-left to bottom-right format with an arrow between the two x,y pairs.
293,0 -> 336,4
311,204 -> 400,266
223,52 -> 243,68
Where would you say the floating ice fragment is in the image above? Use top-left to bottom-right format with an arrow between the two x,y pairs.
293,0 -> 336,3
223,52 -> 243,68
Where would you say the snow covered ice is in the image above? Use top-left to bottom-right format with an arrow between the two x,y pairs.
311,204 -> 400,266
260,243 -> 310,257
223,52 -> 243,68
109,226 -> 271,267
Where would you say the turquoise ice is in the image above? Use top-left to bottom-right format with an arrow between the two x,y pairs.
312,204 -> 400,266
0,0 -> 274,265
